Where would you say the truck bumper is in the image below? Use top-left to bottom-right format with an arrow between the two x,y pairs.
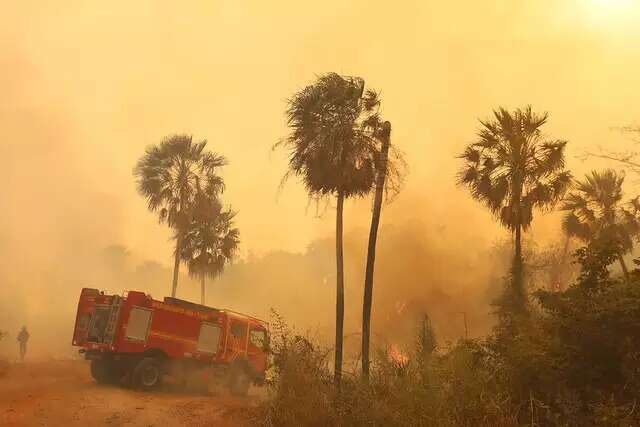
82,349 -> 104,360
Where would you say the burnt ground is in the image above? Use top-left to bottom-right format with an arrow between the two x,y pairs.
0,359 -> 255,426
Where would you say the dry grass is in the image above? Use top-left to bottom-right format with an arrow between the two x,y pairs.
251,314 -> 519,427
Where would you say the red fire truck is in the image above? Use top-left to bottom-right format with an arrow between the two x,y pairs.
71,288 -> 269,395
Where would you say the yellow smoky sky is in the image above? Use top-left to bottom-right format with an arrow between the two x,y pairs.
2,0 -> 640,282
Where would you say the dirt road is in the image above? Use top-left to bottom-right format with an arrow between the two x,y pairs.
0,359 -> 254,426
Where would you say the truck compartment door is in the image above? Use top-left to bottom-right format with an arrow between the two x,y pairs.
197,323 -> 222,354
125,307 -> 153,342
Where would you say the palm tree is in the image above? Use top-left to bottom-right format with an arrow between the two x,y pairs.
361,115 -> 406,380
278,73 -> 379,385
180,196 -> 239,305
458,106 -> 571,313
133,134 -> 226,297
561,169 -> 640,282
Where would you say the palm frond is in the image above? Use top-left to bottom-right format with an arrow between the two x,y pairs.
278,73 -> 406,201
457,106 -> 569,232
133,134 -> 227,229
179,195 -> 240,280
561,169 -> 639,252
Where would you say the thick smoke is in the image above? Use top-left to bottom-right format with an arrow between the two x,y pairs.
2,0 -> 640,361
0,208 -> 512,359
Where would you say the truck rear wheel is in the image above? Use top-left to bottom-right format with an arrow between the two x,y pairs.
227,363 -> 250,396
132,357 -> 163,391
90,359 -> 119,384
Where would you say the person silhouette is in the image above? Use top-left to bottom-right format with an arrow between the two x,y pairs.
17,326 -> 29,362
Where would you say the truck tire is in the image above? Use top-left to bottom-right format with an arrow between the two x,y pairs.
132,357 -> 163,391
227,363 -> 250,396
90,359 -> 118,384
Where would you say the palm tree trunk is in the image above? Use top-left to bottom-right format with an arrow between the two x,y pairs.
617,253 -> 630,283
513,223 -> 525,311
334,190 -> 345,386
201,274 -> 206,305
172,191 -> 188,298
362,122 -> 391,381
171,233 -> 182,298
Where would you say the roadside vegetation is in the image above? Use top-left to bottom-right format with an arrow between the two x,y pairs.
253,236 -> 640,426
254,244 -> 640,426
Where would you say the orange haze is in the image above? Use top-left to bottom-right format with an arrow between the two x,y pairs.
1,0 -> 640,358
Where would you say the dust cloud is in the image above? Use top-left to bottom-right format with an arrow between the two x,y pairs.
2,1 -> 640,359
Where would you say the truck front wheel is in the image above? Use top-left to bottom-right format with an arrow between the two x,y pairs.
90,359 -> 118,384
132,357 -> 163,391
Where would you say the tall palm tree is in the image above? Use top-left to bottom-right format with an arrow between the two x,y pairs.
278,73 -> 379,385
133,134 -> 226,297
361,115 -> 406,380
561,169 -> 640,282
458,106 -> 571,313
180,196 -> 239,305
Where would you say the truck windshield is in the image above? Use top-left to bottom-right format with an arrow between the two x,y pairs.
87,306 -> 110,343
250,328 -> 267,350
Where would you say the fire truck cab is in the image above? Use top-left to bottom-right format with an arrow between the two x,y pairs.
72,288 -> 269,395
